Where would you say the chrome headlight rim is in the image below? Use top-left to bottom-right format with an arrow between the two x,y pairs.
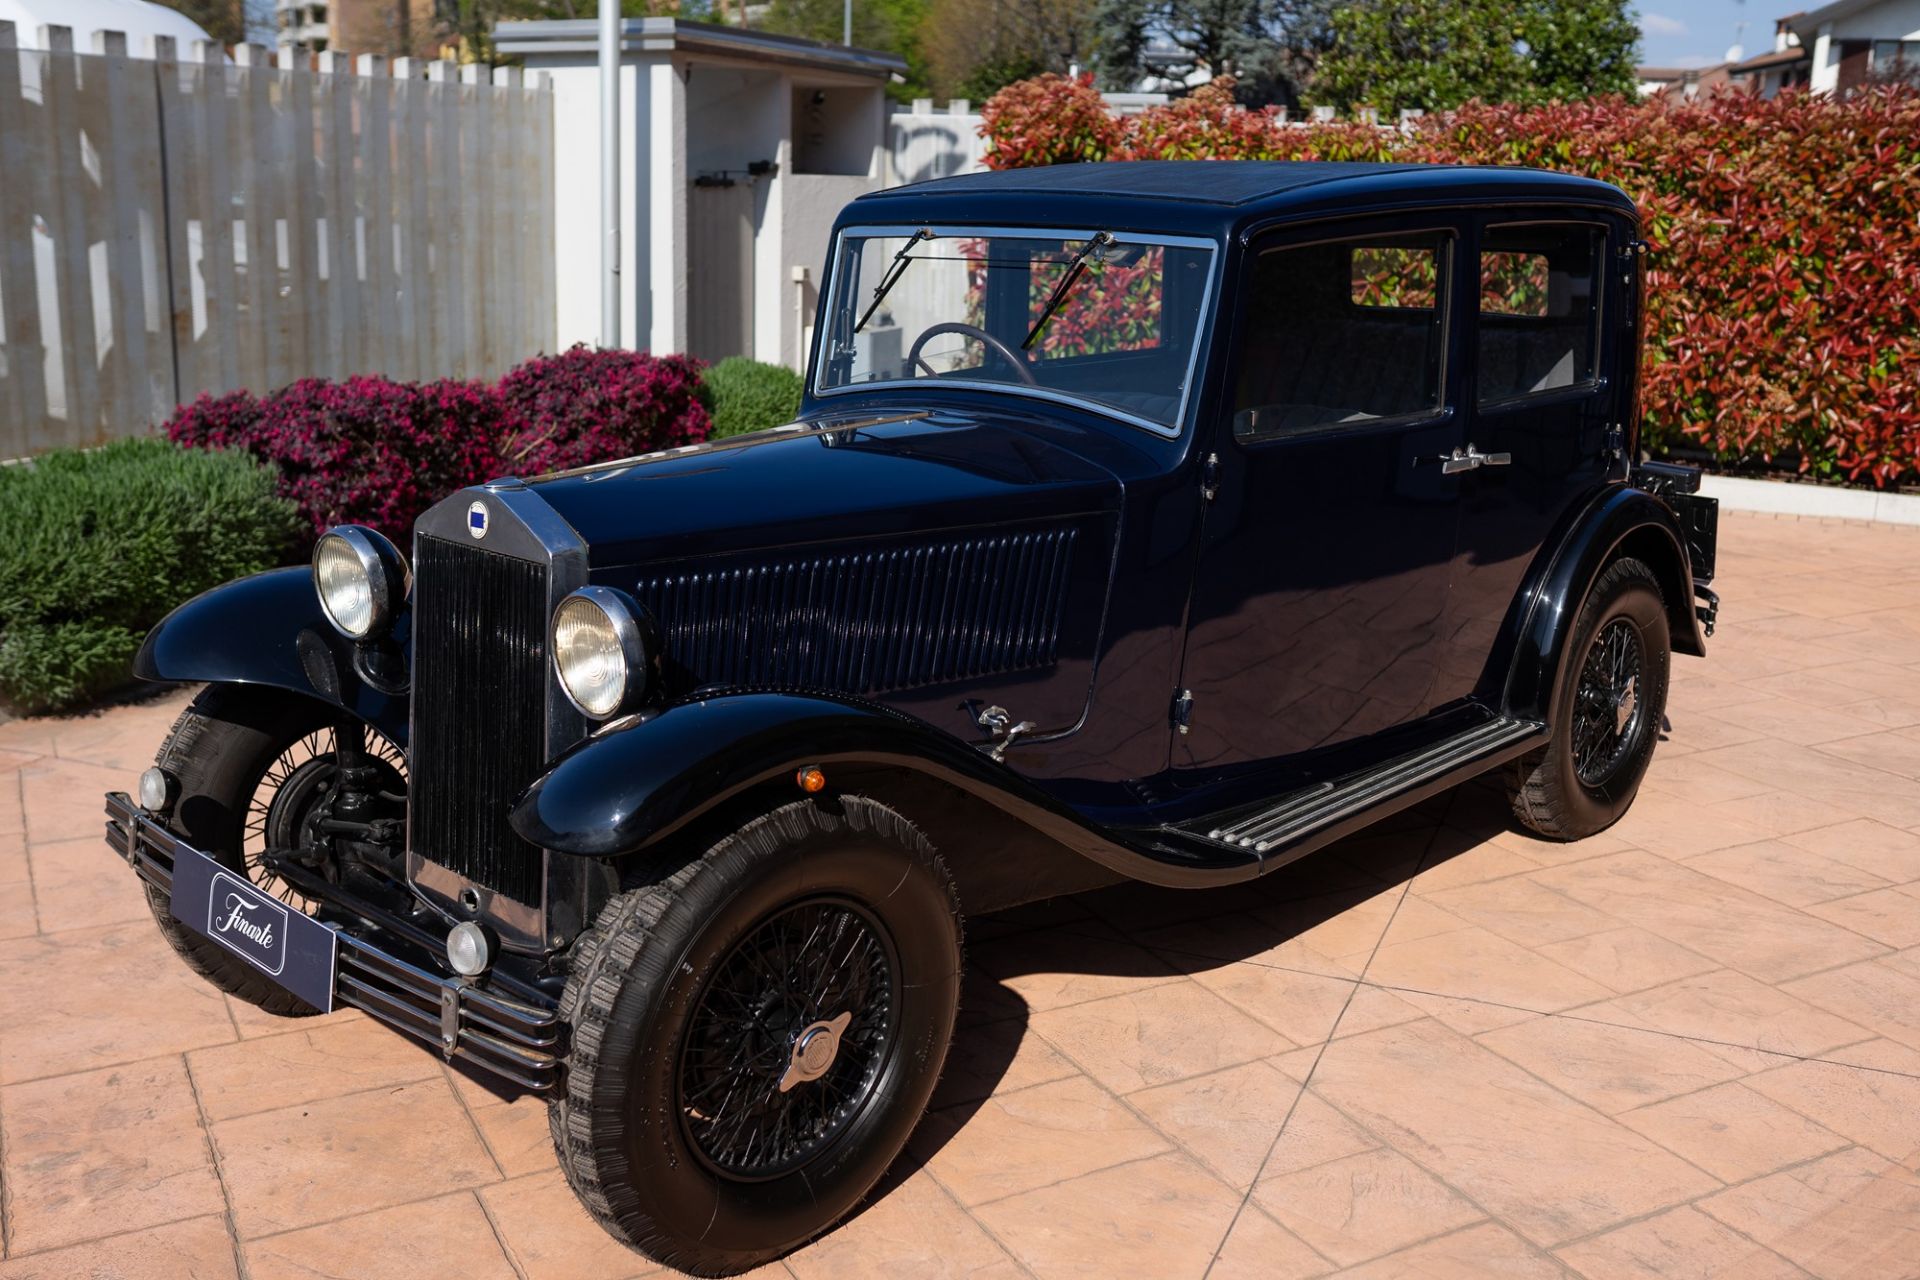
551,585 -> 654,721
312,525 -> 410,642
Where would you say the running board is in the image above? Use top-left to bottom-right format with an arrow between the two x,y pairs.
1193,717 -> 1544,855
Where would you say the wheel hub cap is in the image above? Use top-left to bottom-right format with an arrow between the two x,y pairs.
779,1011 -> 852,1093
1614,676 -> 1638,736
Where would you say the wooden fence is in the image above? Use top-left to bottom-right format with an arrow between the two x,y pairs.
0,23 -> 555,459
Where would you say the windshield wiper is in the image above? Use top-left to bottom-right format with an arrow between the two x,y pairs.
855,228 -> 933,333
1023,230 -> 1114,350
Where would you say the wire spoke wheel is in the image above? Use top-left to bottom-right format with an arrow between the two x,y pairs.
676,897 -> 899,1182
1571,617 -> 1645,787
241,725 -> 407,912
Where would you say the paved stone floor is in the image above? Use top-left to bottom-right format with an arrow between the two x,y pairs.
3,511 -> 1920,1279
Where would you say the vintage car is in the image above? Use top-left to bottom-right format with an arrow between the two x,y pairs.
105,161 -> 1718,1274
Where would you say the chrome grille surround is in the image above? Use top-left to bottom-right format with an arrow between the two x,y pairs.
407,482 -> 587,950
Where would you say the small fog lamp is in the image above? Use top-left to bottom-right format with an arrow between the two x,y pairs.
446,921 -> 492,977
138,766 -> 173,812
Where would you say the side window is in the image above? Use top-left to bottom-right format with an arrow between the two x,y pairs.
1476,224 -> 1602,404
1233,231 -> 1449,441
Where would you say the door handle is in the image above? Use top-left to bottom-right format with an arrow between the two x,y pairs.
1421,445 -> 1510,474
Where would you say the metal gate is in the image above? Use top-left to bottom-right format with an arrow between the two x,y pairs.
688,178 -> 755,362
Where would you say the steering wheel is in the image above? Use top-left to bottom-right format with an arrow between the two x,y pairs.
906,322 -> 1038,387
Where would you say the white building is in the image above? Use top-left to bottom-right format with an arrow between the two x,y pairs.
494,18 -> 903,371
0,0 -> 212,51
1788,0 -> 1920,93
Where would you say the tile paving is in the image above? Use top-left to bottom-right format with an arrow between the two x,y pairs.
2,511 -> 1919,1278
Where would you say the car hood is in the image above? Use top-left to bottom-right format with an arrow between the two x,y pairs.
525,408 -> 1123,566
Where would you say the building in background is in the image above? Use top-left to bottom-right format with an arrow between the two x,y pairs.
495,18 -> 903,371
275,0 -> 436,58
0,0 -> 213,50
1786,0 -> 1920,92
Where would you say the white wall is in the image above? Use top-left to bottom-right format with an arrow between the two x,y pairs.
1807,0 -> 1920,91
538,55 -> 648,352
778,173 -> 872,369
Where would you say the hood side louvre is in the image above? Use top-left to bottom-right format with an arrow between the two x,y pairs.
633,528 -> 1079,699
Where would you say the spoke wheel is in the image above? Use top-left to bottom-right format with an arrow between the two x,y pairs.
677,898 -> 899,1182
241,725 -> 407,911
1508,556 -> 1671,842
1571,617 -> 1645,786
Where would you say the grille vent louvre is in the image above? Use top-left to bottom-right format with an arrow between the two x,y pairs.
408,536 -> 547,906
634,528 -> 1078,696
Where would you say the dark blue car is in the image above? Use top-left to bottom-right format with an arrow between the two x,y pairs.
105,160 -> 1718,1275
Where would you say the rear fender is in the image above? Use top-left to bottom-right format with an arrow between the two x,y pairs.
134,567 -> 412,747
509,691 -> 1254,887
1504,486 -> 1705,724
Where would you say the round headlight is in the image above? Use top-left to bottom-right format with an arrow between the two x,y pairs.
552,586 -> 652,720
313,526 -> 408,641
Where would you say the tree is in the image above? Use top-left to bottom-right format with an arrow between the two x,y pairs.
920,0 -> 1101,101
1090,0 -> 1335,110
149,0 -> 273,46
758,0 -> 933,101
1314,0 -> 1639,114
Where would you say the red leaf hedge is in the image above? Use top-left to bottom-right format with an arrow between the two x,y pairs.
981,78 -> 1920,488
167,347 -> 712,547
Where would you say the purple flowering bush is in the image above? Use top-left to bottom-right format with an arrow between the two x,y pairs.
498,347 -> 710,474
166,347 -> 712,547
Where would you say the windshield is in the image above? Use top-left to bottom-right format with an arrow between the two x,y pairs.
816,229 -> 1216,433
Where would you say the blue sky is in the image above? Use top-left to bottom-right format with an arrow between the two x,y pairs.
1636,0 -> 1788,68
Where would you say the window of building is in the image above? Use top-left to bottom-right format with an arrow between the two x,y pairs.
1871,39 -> 1920,75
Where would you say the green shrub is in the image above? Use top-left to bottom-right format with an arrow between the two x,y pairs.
0,439 -> 302,715
701,356 -> 804,438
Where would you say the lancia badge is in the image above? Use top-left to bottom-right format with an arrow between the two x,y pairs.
467,500 -> 488,539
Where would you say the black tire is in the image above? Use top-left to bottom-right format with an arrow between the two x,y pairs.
551,795 -> 963,1277
144,685 -> 338,1015
1510,555 -> 1670,840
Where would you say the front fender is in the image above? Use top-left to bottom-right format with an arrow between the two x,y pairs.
1504,485 -> 1706,724
135,567 -> 412,747
509,691 -> 1255,887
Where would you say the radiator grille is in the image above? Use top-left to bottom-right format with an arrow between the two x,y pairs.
633,529 -> 1078,696
408,536 -> 548,906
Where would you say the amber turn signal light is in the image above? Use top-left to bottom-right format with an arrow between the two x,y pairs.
796,766 -> 827,793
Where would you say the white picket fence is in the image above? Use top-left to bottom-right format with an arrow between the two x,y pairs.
885,101 -> 987,189
0,23 -> 555,459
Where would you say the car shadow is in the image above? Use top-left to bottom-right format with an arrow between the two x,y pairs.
872,774 -> 1528,1199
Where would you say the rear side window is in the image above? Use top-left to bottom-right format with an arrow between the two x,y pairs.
1234,231 -> 1450,440
1477,224 -> 1602,404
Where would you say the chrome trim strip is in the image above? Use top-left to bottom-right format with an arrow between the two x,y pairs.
812,224 -> 1222,440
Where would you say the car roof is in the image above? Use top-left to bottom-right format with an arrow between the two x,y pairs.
844,160 -> 1635,238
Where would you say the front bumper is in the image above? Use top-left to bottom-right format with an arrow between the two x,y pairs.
104,793 -> 565,1095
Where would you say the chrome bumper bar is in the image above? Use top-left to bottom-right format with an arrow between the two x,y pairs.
103,793 -> 565,1095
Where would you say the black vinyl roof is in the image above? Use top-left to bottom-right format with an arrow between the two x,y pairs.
848,160 -> 1636,236
871,160 -> 1436,207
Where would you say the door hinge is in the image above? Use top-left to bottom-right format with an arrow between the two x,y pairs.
1605,424 -> 1626,461
1171,688 -> 1194,735
1201,452 -> 1220,502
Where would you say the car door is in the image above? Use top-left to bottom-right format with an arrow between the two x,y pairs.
1435,214 -> 1622,707
1175,215 -> 1469,778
